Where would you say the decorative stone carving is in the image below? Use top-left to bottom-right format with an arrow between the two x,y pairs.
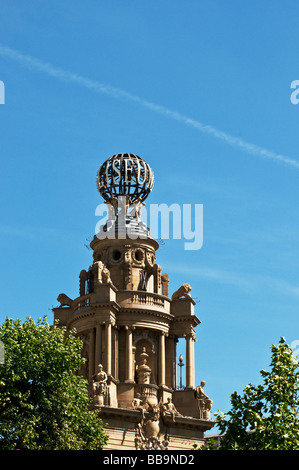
92,364 -> 108,406
124,245 -> 133,289
171,283 -> 192,300
132,247 -> 145,265
93,261 -> 112,285
145,250 -> 155,268
57,293 -> 73,307
195,381 -> 213,420
153,264 -> 161,294
102,265 -> 111,284
133,389 -> 188,449
93,248 -> 108,266
135,385 -> 158,406
137,348 -> 151,385
161,273 -> 169,296
134,399 -> 169,450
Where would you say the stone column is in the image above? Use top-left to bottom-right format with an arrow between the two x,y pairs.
165,335 -> 176,389
113,326 -> 119,380
89,327 -> 95,383
95,323 -> 102,373
186,333 -> 195,389
159,333 -> 166,387
125,326 -> 134,383
105,321 -> 112,376
168,335 -> 177,389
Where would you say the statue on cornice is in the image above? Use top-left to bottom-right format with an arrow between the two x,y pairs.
92,364 -> 108,405
195,381 -> 213,420
171,283 -> 192,300
161,397 -> 183,422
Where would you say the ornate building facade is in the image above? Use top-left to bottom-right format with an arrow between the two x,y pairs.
53,153 -> 214,450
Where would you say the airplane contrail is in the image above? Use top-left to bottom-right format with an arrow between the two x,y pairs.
1,44 -> 298,169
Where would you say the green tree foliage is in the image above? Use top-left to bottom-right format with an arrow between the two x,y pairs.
0,316 -> 109,450
212,337 -> 299,450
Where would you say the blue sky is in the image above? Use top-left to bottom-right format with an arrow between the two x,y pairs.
1,1 -> 299,432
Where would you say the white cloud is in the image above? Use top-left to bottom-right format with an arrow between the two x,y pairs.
170,263 -> 299,298
1,44 -> 299,170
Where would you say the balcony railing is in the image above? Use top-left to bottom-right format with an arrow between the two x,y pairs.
131,293 -> 164,307
71,290 -> 171,315
72,294 -> 93,314
117,290 -> 170,313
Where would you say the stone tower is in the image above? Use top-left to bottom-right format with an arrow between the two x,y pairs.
53,153 -> 214,450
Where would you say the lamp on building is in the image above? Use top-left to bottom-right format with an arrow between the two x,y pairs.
177,354 -> 185,390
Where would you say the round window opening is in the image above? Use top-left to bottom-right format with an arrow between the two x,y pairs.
135,249 -> 144,262
113,250 -> 121,261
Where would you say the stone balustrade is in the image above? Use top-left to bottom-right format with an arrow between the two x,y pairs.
117,290 -> 171,313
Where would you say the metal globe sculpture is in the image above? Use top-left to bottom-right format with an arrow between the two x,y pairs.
96,153 -> 154,205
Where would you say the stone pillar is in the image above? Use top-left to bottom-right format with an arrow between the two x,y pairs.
105,321 -> 112,376
174,336 -> 179,390
125,327 -> 134,383
186,333 -> 195,389
113,326 -> 119,380
159,333 -> 166,386
168,335 -> 177,389
89,327 -> 95,383
95,323 -> 102,373
165,335 -> 176,389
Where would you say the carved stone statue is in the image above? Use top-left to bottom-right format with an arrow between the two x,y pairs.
171,283 -> 192,300
57,293 -> 73,307
102,265 -> 111,284
137,347 -> 151,384
92,364 -> 108,406
161,397 -> 183,422
93,261 -> 112,285
195,381 -> 213,420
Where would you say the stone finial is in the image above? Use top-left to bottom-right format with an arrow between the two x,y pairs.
137,348 -> 151,384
